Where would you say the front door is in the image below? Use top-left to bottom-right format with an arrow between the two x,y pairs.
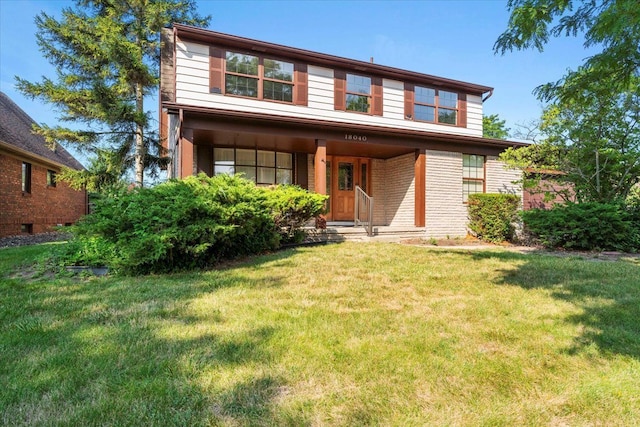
329,156 -> 370,221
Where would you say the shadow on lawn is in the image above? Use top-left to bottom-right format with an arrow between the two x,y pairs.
0,247 -> 307,426
471,250 -> 640,360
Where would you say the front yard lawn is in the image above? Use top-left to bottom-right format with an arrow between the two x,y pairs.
1,242 -> 640,425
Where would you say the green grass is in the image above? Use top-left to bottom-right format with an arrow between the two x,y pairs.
2,242 -> 640,426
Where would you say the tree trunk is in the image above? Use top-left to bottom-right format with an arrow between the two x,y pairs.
135,82 -> 145,187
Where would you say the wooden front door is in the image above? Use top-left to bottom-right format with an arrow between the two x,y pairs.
329,156 -> 370,221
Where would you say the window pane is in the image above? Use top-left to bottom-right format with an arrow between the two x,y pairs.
415,86 -> 435,105
276,169 -> 292,184
257,150 -> 275,167
225,51 -> 258,75
346,94 -> 370,113
338,162 -> 354,191
346,74 -> 371,95
463,155 -> 484,179
264,59 -> 294,82
236,149 -> 256,165
439,90 -> 458,108
236,165 -> 256,181
415,104 -> 435,122
214,165 -> 234,175
463,179 -> 484,202
438,108 -> 457,125
214,148 -> 234,164
47,170 -> 56,187
263,81 -> 293,102
360,163 -> 367,193
276,152 -> 292,168
257,167 -> 275,184
225,75 -> 258,97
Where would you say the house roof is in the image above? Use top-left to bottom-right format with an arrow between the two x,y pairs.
171,24 -> 494,97
0,91 -> 84,170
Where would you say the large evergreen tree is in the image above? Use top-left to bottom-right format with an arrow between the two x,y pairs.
17,0 -> 209,187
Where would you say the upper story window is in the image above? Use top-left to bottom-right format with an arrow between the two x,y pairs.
346,74 -> 371,113
334,71 -> 383,116
224,52 -> 294,102
22,162 -> 31,193
210,48 -> 307,106
405,84 -> 466,127
462,154 -> 485,202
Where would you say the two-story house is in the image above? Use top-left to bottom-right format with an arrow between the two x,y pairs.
159,24 -> 524,238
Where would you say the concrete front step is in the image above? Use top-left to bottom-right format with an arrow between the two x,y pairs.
304,226 -> 426,243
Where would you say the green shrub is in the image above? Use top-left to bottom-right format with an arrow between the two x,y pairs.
467,193 -> 521,243
62,174 -> 328,274
264,185 -> 328,243
69,174 -> 279,274
522,202 -> 640,251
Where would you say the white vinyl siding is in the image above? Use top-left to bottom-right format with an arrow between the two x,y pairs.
174,40 -> 485,137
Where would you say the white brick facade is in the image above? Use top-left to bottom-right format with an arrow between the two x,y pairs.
425,150 -> 469,238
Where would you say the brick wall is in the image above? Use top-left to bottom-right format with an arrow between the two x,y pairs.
371,158 -> 386,225
425,150 -> 468,238
0,153 -> 87,237
383,153 -> 415,226
486,156 -> 522,197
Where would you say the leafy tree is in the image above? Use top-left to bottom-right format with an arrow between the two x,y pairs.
501,76 -> 640,203
483,114 -> 510,139
17,0 -> 209,187
494,0 -> 640,102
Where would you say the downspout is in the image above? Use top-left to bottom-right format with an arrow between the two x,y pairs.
482,89 -> 494,102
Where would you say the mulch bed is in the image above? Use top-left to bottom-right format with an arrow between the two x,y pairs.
0,232 -> 71,249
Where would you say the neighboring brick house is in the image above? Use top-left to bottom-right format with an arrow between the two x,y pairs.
0,92 -> 88,238
160,25 -> 526,237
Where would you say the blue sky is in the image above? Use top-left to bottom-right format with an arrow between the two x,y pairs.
0,0 -> 595,166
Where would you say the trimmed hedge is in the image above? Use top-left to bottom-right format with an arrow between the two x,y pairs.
62,174 -> 327,274
522,202 -> 640,252
467,193 -> 521,243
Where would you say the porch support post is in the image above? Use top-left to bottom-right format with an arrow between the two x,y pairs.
180,127 -> 194,178
414,149 -> 426,227
314,139 -> 327,194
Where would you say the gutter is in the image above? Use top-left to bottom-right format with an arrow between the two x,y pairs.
482,89 -> 494,102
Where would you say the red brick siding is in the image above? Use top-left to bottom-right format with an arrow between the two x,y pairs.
0,152 -> 87,237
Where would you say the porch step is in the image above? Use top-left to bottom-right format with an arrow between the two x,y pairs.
304,226 -> 426,243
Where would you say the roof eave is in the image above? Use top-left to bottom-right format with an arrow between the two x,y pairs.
171,24 -> 494,96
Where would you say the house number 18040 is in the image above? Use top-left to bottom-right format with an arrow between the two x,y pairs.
344,134 -> 367,142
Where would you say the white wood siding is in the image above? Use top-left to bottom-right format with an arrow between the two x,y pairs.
467,94 -> 483,134
175,40 -> 485,137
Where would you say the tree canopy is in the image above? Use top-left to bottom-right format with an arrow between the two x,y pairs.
483,114 -> 510,139
17,0 -> 209,187
494,0 -> 640,102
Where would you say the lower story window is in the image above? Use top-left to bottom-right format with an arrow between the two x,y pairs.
21,223 -> 33,234
213,148 -> 293,185
463,154 -> 485,202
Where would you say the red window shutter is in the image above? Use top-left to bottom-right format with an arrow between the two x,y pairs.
458,93 -> 467,127
334,70 -> 346,111
404,83 -> 415,120
371,77 -> 383,116
294,63 -> 308,106
209,47 -> 224,94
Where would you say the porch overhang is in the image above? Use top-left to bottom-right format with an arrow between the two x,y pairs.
165,102 -> 527,159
